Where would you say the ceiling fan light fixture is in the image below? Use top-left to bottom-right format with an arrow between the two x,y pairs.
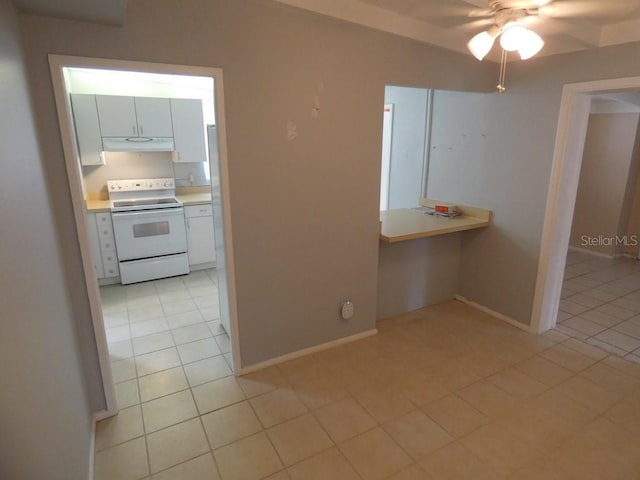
467,26 -> 500,61
499,23 -> 529,52
517,29 -> 544,59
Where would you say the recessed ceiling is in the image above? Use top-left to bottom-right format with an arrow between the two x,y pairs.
274,0 -> 640,61
11,0 -> 127,25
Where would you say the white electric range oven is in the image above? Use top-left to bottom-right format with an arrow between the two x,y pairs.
108,178 -> 189,284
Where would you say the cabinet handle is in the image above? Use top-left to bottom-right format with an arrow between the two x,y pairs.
132,125 -> 136,135
187,220 -> 190,230
140,126 -> 144,135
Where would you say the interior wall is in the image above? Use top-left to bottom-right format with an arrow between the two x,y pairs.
0,1 -> 93,478
383,85 -> 428,209
569,113 -> 640,256
18,0 -> 495,366
452,41 -> 640,326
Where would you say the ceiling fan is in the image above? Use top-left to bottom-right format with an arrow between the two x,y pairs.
464,0 -> 554,61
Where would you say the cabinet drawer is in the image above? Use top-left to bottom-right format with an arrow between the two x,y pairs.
101,251 -> 118,265
102,262 -> 120,278
99,237 -> 117,252
96,212 -> 113,225
185,204 -> 213,218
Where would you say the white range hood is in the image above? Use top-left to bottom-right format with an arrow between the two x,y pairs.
102,137 -> 175,153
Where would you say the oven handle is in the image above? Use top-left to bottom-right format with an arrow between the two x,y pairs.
112,207 -> 185,219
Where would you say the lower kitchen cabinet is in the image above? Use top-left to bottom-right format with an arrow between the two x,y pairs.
86,212 -> 120,282
185,204 -> 216,268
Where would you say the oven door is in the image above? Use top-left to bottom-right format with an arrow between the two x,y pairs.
111,208 -> 187,261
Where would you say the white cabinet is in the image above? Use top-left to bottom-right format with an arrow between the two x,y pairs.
86,212 -> 120,280
171,98 -> 207,163
96,95 -> 173,138
70,94 -> 104,166
185,204 -> 216,267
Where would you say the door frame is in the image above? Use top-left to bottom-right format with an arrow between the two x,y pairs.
531,75 -> 640,333
48,55 -> 241,418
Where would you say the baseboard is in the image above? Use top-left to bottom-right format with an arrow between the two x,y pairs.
189,261 -> 216,272
237,328 -> 378,375
568,245 -> 616,259
455,295 -> 534,333
88,413 -> 97,480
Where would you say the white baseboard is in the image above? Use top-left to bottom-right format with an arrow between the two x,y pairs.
237,328 -> 378,375
455,295 -> 534,333
568,245 -> 616,259
88,413 -> 97,480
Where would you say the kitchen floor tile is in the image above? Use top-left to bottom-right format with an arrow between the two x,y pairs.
141,389 -> 198,433
418,441 -> 502,480
130,318 -> 169,339
96,405 -> 144,451
192,375 -> 245,414
146,418 -> 209,473
135,347 -> 181,377
171,323 -> 212,346
138,367 -> 189,402
94,437 -> 149,480
183,355 -> 231,387
201,401 -> 263,450
132,331 -> 174,356
593,329 -> 640,352
177,337 -> 221,364
313,397 -> 377,443
115,379 -> 141,408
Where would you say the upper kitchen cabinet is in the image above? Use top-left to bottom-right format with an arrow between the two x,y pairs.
171,98 -> 207,163
96,95 -> 173,138
70,94 -> 104,166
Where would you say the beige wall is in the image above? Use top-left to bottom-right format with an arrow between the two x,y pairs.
18,0 -> 494,367
570,113 -> 640,256
0,0 -> 94,478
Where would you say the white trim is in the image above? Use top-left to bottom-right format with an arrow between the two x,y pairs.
531,75 -> 640,334
567,245 -> 616,259
47,56 -> 241,416
455,295 -> 534,333
237,329 -> 378,375
88,413 -> 97,480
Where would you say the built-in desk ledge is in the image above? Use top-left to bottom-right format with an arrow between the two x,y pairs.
379,198 -> 492,243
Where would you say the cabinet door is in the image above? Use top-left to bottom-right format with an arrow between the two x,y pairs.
171,98 -> 207,163
86,213 -> 105,279
70,94 -> 104,166
96,95 -> 138,137
135,97 -> 173,137
186,215 -> 216,265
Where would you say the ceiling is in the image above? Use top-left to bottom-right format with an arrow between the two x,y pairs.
11,0 -> 127,25
10,0 -> 640,61
274,0 -> 640,61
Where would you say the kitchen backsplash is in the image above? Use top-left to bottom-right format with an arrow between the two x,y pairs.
82,151 -> 209,194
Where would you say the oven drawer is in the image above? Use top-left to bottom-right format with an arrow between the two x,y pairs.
185,203 -> 213,218
112,208 -> 187,261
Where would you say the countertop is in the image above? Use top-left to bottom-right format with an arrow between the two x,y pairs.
85,187 -> 213,213
380,199 -> 491,243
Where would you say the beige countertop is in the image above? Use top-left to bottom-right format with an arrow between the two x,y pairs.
380,199 -> 491,243
85,186 -> 212,213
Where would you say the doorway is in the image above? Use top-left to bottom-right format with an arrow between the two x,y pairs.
532,76 -> 640,354
48,55 -> 240,417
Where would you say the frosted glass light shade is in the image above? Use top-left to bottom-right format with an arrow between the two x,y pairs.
467,31 -> 496,61
500,24 -> 528,51
517,29 -> 544,59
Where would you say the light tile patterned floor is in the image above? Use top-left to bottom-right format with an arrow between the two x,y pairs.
95,275 -> 640,480
557,251 -> 640,364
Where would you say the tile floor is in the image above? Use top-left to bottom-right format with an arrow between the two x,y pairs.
95,275 -> 640,480
557,250 -> 640,364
